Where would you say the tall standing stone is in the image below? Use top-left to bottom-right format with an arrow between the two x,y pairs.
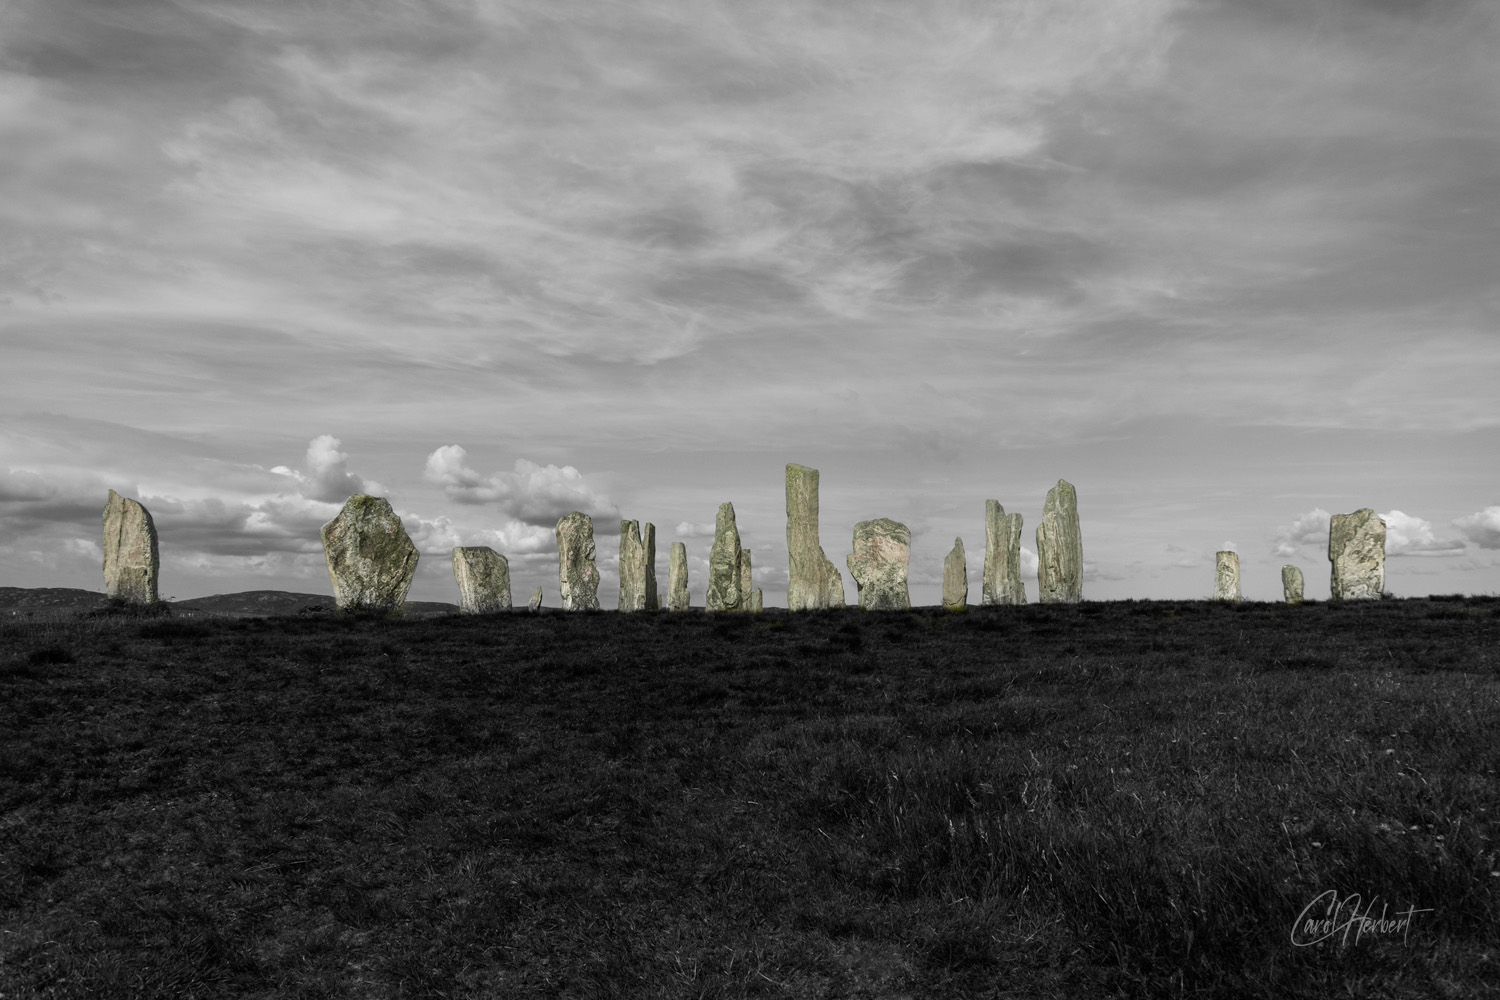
556,511 -> 601,611
1214,551 -> 1241,601
786,464 -> 843,611
320,494 -> 420,612
943,537 -> 967,611
668,542 -> 690,611
748,589 -> 764,614
452,546 -> 511,613
1282,565 -> 1304,604
642,523 -> 658,611
739,548 -> 753,613
1329,508 -> 1385,601
706,503 -> 743,612
846,518 -> 911,611
1036,480 -> 1082,604
982,500 -> 1026,605
102,489 -> 160,604
619,519 -> 653,613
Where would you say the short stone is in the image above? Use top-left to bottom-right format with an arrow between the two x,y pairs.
1214,551 -> 1241,601
943,537 -> 967,610
739,547 -> 753,613
748,588 -> 763,614
1329,508 -> 1385,601
668,542 -> 690,611
1282,565 -> 1304,604
320,494 -> 420,612
102,489 -> 160,604
846,518 -> 911,611
452,546 -> 511,613
556,511 -> 601,611
823,558 -> 846,608
529,586 -> 543,612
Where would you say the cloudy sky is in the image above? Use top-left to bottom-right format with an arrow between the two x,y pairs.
2,0 -> 1497,607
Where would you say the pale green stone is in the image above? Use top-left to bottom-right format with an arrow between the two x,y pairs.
529,586 -> 543,612
618,519 -> 650,612
102,489 -> 159,604
452,546 -> 511,613
556,511 -> 600,611
1036,480 -> 1082,604
786,463 -> 839,611
1282,565 -> 1304,603
847,518 -> 911,611
320,494 -> 419,612
668,542 -> 690,611
1214,551 -> 1241,601
982,500 -> 1026,605
1329,508 -> 1385,600
943,537 -> 967,611
706,503 -> 742,612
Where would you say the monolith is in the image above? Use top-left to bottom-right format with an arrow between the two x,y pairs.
1282,565 -> 1304,604
1036,480 -> 1082,603
452,546 -> 511,613
739,548 -> 753,613
618,519 -> 652,613
706,503 -> 742,612
982,500 -> 1026,605
748,589 -> 763,613
642,523 -> 658,611
556,511 -> 600,611
846,518 -> 911,611
668,542 -> 690,611
1214,551 -> 1241,601
943,537 -> 967,611
529,586 -> 543,612
102,489 -> 159,604
320,494 -> 420,611
786,464 -> 842,611
1329,508 -> 1385,601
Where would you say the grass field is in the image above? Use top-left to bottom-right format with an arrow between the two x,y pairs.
2,596 -> 1498,998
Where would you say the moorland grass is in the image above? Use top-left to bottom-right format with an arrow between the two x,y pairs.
1,597 -> 1497,998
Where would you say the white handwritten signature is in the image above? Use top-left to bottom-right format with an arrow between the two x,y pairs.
1290,890 -> 1433,947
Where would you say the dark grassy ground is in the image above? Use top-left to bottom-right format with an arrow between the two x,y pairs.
2,596 -> 1498,999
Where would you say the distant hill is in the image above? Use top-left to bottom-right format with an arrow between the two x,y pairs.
0,587 -> 458,619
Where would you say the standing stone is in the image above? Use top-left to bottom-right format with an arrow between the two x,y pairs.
706,503 -> 743,612
619,519 -> 651,613
748,588 -> 763,614
943,537 -> 967,611
102,489 -> 160,604
529,586 -> 543,612
846,518 -> 911,611
452,546 -> 511,613
1214,551 -> 1241,601
1329,508 -> 1385,601
320,494 -> 420,611
668,542 -> 690,611
1036,480 -> 1082,604
1282,565 -> 1304,604
556,511 -> 601,611
786,464 -> 843,611
982,500 -> 1026,605
739,548 -> 753,613
642,523 -> 658,612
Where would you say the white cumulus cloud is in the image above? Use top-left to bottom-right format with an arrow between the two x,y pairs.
1381,510 -> 1466,557
1454,506 -> 1500,550
1273,508 -> 1331,557
423,445 -> 617,526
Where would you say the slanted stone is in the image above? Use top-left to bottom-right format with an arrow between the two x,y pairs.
556,511 -> 600,611
739,548 -> 753,613
943,537 -> 967,611
1036,480 -> 1082,603
618,519 -> 653,613
320,494 -> 419,611
1282,565 -> 1304,604
786,464 -> 843,611
529,586 -> 543,612
1214,551 -> 1241,601
706,503 -> 742,612
846,518 -> 911,611
642,523 -> 658,611
452,546 -> 511,613
102,490 -> 160,604
749,588 -> 763,613
668,542 -> 690,611
982,500 -> 1026,605
1329,508 -> 1385,601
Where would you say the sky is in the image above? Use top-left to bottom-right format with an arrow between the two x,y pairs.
2,0 -> 1497,607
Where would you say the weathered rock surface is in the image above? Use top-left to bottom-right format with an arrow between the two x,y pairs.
1329,508 -> 1385,601
668,542 -> 690,611
943,537 -> 967,610
982,500 -> 1026,605
706,503 -> 742,612
1036,480 -> 1082,604
529,586 -> 543,612
1214,551 -> 1241,601
786,464 -> 842,611
102,489 -> 160,604
320,494 -> 420,611
846,518 -> 911,611
748,588 -> 763,614
739,548 -> 753,613
555,511 -> 601,611
1282,565 -> 1304,604
452,546 -> 511,613
618,520 -> 656,613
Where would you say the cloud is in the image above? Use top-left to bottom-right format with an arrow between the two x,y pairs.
1381,509 -> 1466,556
1221,540 -> 1237,553
1273,508 -> 1331,557
270,435 -> 382,503
673,521 -> 717,539
423,445 -> 617,526
1454,506 -> 1500,550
